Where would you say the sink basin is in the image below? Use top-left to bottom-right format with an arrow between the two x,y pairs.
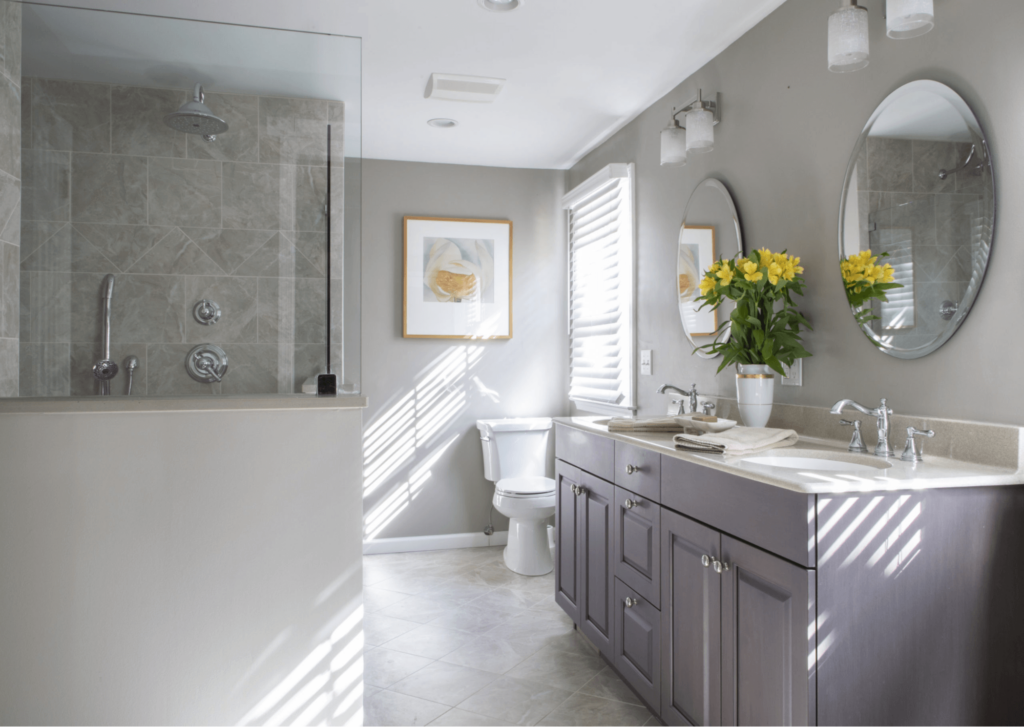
741,449 -> 892,473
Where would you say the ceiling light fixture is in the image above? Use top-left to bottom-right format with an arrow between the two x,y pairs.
886,0 -> 934,39
828,0 -> 870,73
477,0 -> 521,12
427,118 -> 458,128
659,90 -> 720,167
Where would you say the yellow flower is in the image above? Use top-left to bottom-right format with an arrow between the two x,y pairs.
699,276 -> 716,295
741,260 -> 763,282
767,262 -> 783,286
716,265 -> 734,285
708,261 -> 721,275
758,249 -> 774,268
881,263 -> 895,283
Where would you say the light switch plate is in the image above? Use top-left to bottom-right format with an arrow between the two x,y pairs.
782,359 -> 803,386
640,349 -> 652,376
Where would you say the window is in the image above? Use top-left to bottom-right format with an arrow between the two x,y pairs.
562,163 -> 636,415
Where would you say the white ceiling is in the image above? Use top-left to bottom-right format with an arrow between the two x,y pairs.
25,0 -> 787,169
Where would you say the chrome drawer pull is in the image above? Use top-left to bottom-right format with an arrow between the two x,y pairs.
625,596 -> 640,608
712,559 -> 731,574
623,498 -> 643,510
701,554 -> 711,568
625,464 -> 641,475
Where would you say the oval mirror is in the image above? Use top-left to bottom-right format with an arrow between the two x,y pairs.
839,80 -> 995,358
678,178 -> 744,358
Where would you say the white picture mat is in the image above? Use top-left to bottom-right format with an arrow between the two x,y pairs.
678,225 -> 717,336
405,218 -> 511,338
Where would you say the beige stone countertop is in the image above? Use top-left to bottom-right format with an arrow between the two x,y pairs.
556,416 -> 1024,495
0,394 -> 368,414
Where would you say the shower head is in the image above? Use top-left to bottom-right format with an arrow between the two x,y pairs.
163,83 -> 228,141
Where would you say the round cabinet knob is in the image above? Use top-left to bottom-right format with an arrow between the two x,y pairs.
625,464 -> 640,475
625,597 -> 638,608
624,498 -> 642,510
701,554 -> 711,568
712,559 -> 731,574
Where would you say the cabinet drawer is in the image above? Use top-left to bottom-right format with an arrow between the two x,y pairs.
661,456 -> 816,568
614,577 -> 662,710
556,423 -> 615,482
614,487 -> 660,608
614,441 -> 661,503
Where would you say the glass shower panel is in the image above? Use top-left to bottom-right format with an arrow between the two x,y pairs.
11,4 -> 361,397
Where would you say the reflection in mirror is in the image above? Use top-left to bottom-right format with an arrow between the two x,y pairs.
839,80 -> 994,358
678,178 -> 743,359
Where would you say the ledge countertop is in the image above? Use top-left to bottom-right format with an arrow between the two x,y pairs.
556,416 -> 1024,495
0,394 -> 368,414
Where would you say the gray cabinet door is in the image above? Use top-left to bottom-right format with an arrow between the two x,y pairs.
661,508 -> 721,727
579,470 -> 615,659
721,536 -> 815,726
614,486 -> 661,607
614,577 -> 661,709
555,459 -> 582,623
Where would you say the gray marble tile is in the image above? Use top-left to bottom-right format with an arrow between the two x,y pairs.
186,92 -> 259,163
364,586 -> 411,614
0,336 -> 17,396
19,341 -> 69,396
234,232 -> 320,278
69,341 -> 145,396
935,193 -> 983,248
379,595 -> 452,625
294,276 -> 327,344
20,222 -> 70,271
22,220 -> 66,258
1,239 -> 15,338
184,275 -> 258,343
222,161 -> 280,230
128,228 -> 221,275
0,170 -> 17,245
292,231 -> 327,279
889,193 -> 935,247
71,153 -> 148,225
20,270 -> 71,342
72,223 -> 171,272
955,141 -> 990,195
292,164 -> 327,232
439,635 -> 541,675
256,276 -> 293,346
365,612 -> 423,647
4,1 -> 19,85
506,646 -> 606,692
111,85 -> 186,158
31,78 -> 110,153
23,149 -> 70,221
576,666 -> 644,706
914,245 -> 970,284
456,675 -> 574,726
365,647 -> 434,689
20,76 -> 29,150
259,96 -> 329,165
70,272 -> 187,344
292,341 -> 331,393
866,137 -> 913,193
912,140 -> 958,195
485,611 -> 576,655
431,602 -> 527,635
364,688 -> 449,727
0,73 -> 19,180
180,227 -> 274,275
382,624 -> 477,661
535,693 -> 651,726
148,157 -> 222,227
428,708 -> 516,726
146,342 -> 277,395
391,661 -> 499,707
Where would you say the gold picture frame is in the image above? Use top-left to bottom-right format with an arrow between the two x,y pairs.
403,216 -> 513,339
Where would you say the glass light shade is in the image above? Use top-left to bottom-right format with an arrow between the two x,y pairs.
684,107 -> 714,153
886,0 -> 934,39
660,123 -> 687,166
828,5 -> 869,73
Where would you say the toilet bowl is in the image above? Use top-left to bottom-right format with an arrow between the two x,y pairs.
477,418 -> 555,576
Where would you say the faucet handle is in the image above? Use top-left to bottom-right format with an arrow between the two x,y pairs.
840,419 -> 868,453
901,427 -> 935,463
701,401 -> 716,416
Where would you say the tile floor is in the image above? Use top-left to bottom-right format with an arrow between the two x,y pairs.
363,546 -> 657,726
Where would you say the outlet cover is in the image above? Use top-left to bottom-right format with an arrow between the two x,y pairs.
782,359 -> 803,386
640,349 -> 652,376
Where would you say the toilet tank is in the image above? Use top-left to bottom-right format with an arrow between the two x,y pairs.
477,418 -> 554,482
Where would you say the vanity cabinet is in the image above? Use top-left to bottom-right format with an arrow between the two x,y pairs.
614,577 -> 661,709
554,460 -> 581,623
614,486 -> 661,607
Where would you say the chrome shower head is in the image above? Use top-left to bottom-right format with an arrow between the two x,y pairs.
163,83 -> 228,141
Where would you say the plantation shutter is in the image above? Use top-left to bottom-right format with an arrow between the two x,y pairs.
562,163 -> 635,415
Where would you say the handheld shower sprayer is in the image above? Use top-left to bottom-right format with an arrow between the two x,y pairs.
92,274 -> 119,395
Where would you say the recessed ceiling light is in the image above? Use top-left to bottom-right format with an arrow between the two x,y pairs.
478,0 -> 521,12
427,118 -> 458,128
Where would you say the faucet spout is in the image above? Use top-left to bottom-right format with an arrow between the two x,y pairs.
830,398 -> 873,417
830,398 -> 894,458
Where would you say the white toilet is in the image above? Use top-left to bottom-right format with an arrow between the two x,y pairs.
477,417 -> 556,576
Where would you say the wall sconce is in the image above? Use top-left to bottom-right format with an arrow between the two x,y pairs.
886,0 -> 934,39
828,0 -> 870,73
659,90 -> 720,167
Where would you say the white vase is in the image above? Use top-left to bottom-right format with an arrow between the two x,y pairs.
736,364 -> 775,428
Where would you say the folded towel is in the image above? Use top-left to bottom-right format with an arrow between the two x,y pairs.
606,416 -> 690,432
673,426 -> 798,455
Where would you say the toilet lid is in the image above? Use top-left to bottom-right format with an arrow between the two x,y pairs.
496,476 -> 555,496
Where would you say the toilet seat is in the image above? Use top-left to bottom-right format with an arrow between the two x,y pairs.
495,476 -> 555,498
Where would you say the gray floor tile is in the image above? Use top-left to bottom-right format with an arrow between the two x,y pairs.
380,595 -> 452,625
431,602 -> 528,635
535,692 -> 653,726
506,646 -> 607,692
439,634 -> 541,675
456,675 -> 575,726
364,688 -> 450,726
428,707 -> 518,726
364,587 -> 411,614
390,661 -> 499,706
383,623 -> 478,660
485,610 -> 576,653
365,612 -> 422,646
375,574 -> 455,596
365,647 -> 434,688
578,665 -> 645,706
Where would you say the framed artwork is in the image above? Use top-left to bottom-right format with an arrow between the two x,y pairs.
677,224 -> 717,336
403,216 -> 512,339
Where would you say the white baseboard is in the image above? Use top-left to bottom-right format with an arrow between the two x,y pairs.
363,530 -> 509,555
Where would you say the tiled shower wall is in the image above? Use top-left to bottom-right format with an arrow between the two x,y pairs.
0,2 -> 21,396
19,76 -> 343,396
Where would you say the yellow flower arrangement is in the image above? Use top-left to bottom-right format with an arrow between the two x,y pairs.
839,249 -> 903,333
693,248 -> 811,374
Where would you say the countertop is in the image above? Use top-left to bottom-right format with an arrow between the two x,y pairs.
556,416 -> 1024,495
0,394 -> 368,414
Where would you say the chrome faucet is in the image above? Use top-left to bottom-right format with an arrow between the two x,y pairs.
658,383 -> 698,415
830,398 -> 894,457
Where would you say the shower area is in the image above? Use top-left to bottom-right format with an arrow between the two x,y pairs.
2,3 -> 361,398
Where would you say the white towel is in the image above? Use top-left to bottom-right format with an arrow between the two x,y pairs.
673,426 -> 798,455
605,416 -> 690,433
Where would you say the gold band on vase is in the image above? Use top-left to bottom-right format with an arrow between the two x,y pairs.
736,373 -> 774,379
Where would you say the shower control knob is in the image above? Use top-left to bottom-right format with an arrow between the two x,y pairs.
186,344 -> 228,384
193,299 -> 221,325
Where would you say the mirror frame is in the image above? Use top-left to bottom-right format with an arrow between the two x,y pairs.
838,79 -> 996,359
679,177 -> 744,359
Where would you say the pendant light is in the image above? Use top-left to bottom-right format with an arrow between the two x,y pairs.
828,0 -> 869,73
660,117 -> 687,167
886,0 -> 934,39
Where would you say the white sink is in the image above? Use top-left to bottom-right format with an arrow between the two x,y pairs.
741,449 -> 892,473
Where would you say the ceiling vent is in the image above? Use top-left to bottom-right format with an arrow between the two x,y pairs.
425,73 -> 505,103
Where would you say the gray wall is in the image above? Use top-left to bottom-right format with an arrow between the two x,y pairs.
569,0 -> 1024,427
0,2 -> 20,395
362,159 -> 568,541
